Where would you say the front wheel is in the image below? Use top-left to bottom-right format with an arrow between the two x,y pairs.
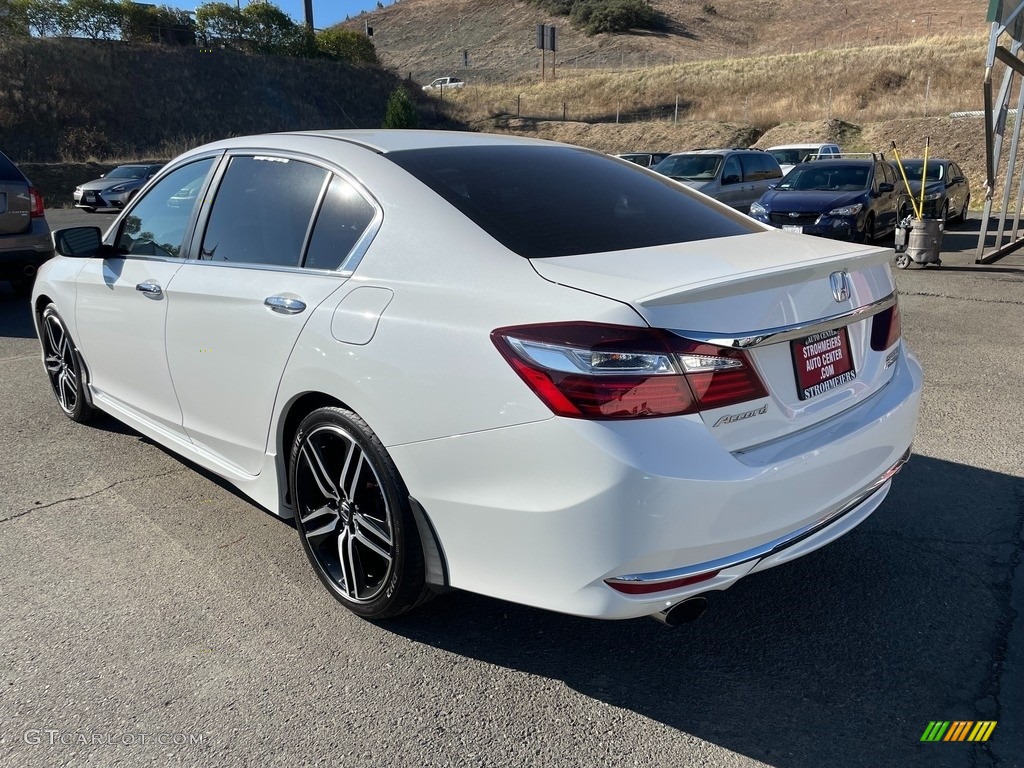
289,406 -> 431,620
40,304 -> 94,423
859,213 -> 876,243
954,195 -> 970,225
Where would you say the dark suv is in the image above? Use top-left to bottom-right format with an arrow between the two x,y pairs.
1,150 -> 52,296
749,157 -> 905,242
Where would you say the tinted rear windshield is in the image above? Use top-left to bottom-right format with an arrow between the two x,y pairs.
387,146 -> 758,259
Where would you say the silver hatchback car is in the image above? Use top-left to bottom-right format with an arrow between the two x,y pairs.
0,149 -> 52,296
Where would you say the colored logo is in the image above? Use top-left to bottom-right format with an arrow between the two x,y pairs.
920,721 -> 996,742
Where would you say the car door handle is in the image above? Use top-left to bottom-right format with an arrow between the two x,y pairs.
135,281 -> 162,297
264,296 -> 306,315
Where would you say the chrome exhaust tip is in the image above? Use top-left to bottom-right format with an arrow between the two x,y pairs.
652,596 -> 708,626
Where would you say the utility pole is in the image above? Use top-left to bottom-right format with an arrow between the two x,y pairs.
303,0 -> 313,30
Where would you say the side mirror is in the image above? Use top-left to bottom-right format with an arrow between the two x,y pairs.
99,173 -> 106,178
768,183 -> 778,189
722,174 -> 741,185
52,226 -> 104,258
878,182 -> 895,193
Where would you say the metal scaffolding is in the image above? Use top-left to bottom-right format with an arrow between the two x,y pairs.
978,1 -> 1024,262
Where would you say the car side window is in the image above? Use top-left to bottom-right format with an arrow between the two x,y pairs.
199,156 -> 328,267
759,153 -> 782,179
117,158 -> 215,259
303,175 -> 377,271
739,154 -> 764,181
722,156 -> 742,185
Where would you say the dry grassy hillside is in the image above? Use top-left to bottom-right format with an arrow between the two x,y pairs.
345,0 -> 989,85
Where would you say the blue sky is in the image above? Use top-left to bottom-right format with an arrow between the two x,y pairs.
183,1 -> 392,30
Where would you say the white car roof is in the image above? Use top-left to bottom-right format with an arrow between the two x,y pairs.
175,130 -> 568,159
767,143 -> 837,150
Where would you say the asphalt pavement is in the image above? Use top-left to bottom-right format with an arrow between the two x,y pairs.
0,211 -> 1021,767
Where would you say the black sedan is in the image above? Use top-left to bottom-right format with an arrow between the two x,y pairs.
889,159 -> 970,224
749,158 -> 906,243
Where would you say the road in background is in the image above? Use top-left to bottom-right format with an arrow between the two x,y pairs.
0,211 -> 1021,767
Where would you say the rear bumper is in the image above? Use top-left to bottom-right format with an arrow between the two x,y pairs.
390,344 -> 923,619
1,220 -> 53,278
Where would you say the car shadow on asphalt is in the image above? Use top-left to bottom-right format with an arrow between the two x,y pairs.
384,454 -> 1018,767
0,287 -> 38,338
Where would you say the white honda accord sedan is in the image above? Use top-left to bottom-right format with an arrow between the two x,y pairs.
33,130 -> 922,624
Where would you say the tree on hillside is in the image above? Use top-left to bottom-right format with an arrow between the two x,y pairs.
239,0 -> 295,54
316,27 -> 377,65
66,0 -> 121,39
0,0 -> 32,36
382,87 -> 418,129
195,1 -> 242,47
524,0 -> 657,35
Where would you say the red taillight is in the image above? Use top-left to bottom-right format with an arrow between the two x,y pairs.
605,569 -> 720,595
491,322 -> 767,420
29,187 -> 45,218
870,302 -> 901,351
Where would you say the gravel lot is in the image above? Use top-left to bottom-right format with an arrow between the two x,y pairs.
1,211 -> 1021,767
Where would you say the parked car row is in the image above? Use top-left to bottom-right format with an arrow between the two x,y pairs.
618,144 -> 970,244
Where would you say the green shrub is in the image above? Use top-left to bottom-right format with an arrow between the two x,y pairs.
382,87 -> 418,129
316,27 -> 378,65
523,0 -> 656,35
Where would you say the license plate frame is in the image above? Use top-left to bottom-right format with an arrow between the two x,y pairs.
791,326 -> 855,400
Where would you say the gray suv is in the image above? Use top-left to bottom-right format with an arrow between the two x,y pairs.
652,149 -> 783,212
1,150 -> 52,297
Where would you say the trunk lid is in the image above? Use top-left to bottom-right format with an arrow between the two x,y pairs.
530,230 -> 899,451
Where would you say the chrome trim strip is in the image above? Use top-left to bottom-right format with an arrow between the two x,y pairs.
606,446 -> 912,588
669,292 -> 896,349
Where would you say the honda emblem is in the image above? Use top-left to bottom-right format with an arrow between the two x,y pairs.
829,270 -> 850,302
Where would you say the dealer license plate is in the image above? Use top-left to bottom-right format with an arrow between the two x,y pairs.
791,327 -> 855,400
782,224 -> 803,234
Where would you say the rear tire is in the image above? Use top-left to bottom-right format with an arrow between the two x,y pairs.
289,406 -> 431,620
39,304 -> 94,423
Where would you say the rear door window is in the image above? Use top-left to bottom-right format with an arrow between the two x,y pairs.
199,156 -> 328,267
303,175 -> 378,271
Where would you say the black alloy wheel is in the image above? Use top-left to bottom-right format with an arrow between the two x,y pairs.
289,407 -> 431,620
40,304 -> 94,423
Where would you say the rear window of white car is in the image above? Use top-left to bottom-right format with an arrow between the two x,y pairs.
387,146 -> 758,258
